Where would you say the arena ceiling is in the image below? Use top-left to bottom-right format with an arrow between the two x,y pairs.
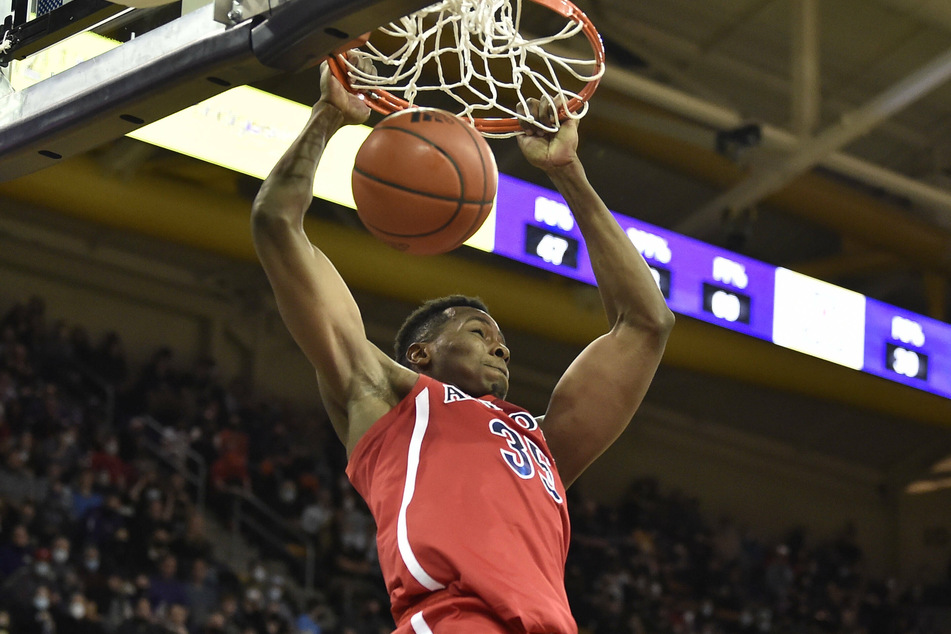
2,0 -> 951,484
513,0 -> 951,317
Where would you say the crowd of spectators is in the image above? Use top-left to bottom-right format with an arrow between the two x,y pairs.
566,481 -> 950,633
0,296 -> 385,633
1,293 -> 949,634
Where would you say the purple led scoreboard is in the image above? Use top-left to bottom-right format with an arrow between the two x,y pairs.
491,174 -> 951,401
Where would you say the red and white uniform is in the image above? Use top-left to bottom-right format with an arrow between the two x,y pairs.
347,374 -> 575,633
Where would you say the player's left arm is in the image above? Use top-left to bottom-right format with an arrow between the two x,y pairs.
519,104 -> 675,489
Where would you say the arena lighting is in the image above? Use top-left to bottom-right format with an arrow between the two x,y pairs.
7,31 -> 498,253
6,29 -> 120,90
129,86 -> 367,208
903,452 -> 951,494
9,32 -> 951,402
124,86 -> 498,253
905,477 -> 951,495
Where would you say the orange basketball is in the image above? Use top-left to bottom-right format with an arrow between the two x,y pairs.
351,108 -> 498,255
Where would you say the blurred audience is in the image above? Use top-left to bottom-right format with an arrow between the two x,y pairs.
1,293 -> 949,634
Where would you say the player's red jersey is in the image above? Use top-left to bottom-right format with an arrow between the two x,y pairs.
347,374 -> 575,633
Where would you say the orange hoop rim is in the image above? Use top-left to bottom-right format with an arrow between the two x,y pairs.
327,0 -> 605,134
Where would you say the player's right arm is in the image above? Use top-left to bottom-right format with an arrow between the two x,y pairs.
251,61 -> 415,453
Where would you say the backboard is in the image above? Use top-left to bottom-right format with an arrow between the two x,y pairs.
0,0 -> 433,181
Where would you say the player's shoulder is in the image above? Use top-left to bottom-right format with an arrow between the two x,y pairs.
379,352 -> 420,399
343,351 -> 420,455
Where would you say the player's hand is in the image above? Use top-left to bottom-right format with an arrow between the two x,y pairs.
516,98 -> 579,172
316,54 -> 372,126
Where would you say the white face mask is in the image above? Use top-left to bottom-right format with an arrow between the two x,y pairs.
52,548 -> 69,564
70,601 -> 86,619
35,562 -> 51,577
252,567 -> 267,583
33,595 -> 50,611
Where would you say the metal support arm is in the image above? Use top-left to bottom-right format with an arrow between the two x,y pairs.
0,0 -> 431,181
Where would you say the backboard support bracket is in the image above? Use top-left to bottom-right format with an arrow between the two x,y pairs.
214,0 -> 272,25
0,0 -> 431,181
0,0 -> 125,64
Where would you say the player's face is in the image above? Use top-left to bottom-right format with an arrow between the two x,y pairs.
413,307 -> 510,399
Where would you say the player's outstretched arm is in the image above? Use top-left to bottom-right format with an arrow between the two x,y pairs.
518,102 -> 675,488
251,61 -> 413,452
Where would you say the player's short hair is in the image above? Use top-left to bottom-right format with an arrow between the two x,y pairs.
394,295 -> 490,368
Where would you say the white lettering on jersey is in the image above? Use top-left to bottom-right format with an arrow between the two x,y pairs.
442,384 -> 501,410
443,385 -> 471,403
488,419 -> 563,504
510,411 -> 538,431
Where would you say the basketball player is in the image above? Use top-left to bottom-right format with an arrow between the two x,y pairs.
251,58 -> 674,633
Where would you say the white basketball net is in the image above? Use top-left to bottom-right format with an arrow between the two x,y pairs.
338,0 -> 604,138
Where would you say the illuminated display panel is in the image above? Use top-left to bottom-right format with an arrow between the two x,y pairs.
772,268 -> 866,370
865,299 -> 951,396
492,174 -> 777,340
490,175 -> 951,401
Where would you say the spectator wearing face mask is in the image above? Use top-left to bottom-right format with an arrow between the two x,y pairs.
12,584 -> 57,634
272,478 -> 303,524
47,536 -> 73,587
246,560 -> 269,589
53,592 -> 105,634
262,574 -> 295,628
88,435 -> 133,489
238,586 -> 268,633
129,474 -> 172,552
78,544 -> 113,614
44,540 -> 65,570
1,548 -> 66,612
300,488 -> 334,540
